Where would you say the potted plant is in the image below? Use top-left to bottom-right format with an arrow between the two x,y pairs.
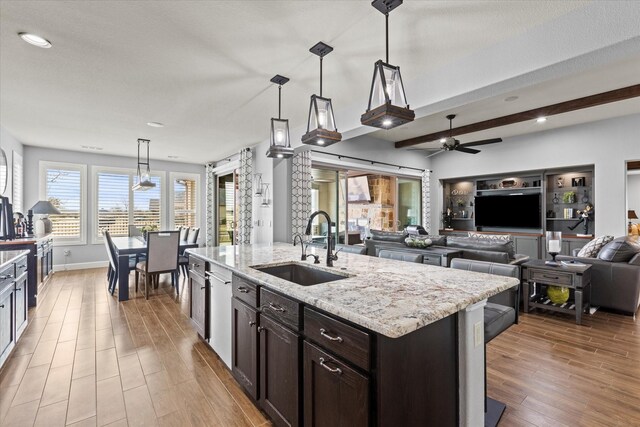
563,191 -> 576,204
141,224 -> 158,240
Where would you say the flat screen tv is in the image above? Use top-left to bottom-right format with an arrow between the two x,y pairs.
347,176 -> 371,202
474,193 -> 541,228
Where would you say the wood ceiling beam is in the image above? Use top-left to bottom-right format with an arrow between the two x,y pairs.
628,161 -> 640,170
394,84 -> 640,149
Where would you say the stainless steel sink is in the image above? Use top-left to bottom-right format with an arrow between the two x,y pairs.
251,262 -> 349,286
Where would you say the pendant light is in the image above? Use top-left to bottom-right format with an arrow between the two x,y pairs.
301,42 -> 341,147
132,139 -> 156,191
266,75 -> 294,159
361,0 -> 414,129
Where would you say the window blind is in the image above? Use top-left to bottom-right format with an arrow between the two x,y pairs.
45,168 -> 81,238
97,171 -> 130,236
133,176 -> 161,229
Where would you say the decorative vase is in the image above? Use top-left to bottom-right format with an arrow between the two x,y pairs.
547,285 -> 570,304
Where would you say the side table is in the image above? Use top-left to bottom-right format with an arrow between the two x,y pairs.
522,260 -> 592,324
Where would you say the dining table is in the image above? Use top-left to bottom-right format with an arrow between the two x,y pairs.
111,236 -> 199,301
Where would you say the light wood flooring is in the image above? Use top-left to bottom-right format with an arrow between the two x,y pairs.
0,268 -> 638,426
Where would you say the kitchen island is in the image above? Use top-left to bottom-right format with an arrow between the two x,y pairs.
186,243 -> 519,427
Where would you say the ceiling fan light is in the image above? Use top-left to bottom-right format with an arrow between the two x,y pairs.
536,117 -> 547,123
440,138 -> 447,143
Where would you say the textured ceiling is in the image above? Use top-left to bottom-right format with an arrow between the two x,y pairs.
0,0 -> 601,163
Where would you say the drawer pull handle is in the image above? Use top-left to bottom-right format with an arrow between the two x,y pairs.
18,265 -> 26,269
200,285 -> 206,290
257,326 -> 265,333
542,275 -> 560,280
237,286 -> 250,293
319,357 -> 342,375
0,274 -> 13,280
268,303 -> 285,313
193,263 -> 201,268
319,328 -> 343,343
206,271 -> 231,285
0,304 -> 4,308
249,321 -> 256,327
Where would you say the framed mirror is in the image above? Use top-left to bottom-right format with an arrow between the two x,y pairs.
0,149 -> 7,195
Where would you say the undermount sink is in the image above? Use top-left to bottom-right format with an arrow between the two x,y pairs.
251,262 -> 349,286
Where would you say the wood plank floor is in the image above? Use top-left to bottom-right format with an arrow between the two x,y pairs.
1,268 -> 638,426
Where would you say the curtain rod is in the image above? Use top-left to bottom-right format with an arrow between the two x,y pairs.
310,150 -> 430,173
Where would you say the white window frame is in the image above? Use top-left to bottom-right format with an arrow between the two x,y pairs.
91,166 -> 166,244
39,161 -> 88,246
169,172 -> 200,230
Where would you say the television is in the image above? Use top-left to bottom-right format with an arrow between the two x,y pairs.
474,193 -> 541,228
347,176 -> 371,202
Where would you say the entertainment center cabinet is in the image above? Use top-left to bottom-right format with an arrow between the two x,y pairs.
441,166 -> 594,260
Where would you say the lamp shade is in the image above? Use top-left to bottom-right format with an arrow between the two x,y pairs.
31,200 -> 61,215
629,210 -> 639,220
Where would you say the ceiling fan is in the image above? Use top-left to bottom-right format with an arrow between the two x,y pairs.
415,114 -> 503,158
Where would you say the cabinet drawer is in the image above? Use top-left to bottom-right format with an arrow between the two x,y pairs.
0,265 -> 14,288
233,275 -> 258,308
422,254 -> 442,266
529,269 -> 573,286
205,264 -> 232,286
188,256 -> 206,278
260,288 -> 302,331
304,308 -> 370,371
15,257 -> 28,277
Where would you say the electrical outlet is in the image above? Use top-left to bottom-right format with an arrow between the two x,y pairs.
63,250 -> 71,257
474,322 -> 483,348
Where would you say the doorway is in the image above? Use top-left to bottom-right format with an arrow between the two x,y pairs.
216,171 -> 239,246
627,160 -> 640,236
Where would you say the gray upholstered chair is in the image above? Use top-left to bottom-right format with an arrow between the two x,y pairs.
179,226 -> 189,242
449,258 -> 520,427
378,250 -> 423,263
135,231 -> 180,299
335,244 -> 366,255
187,227 -> 200,244
178,227 -> 200,276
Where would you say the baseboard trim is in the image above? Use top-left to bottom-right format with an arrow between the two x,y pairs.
53,261 -> 109,272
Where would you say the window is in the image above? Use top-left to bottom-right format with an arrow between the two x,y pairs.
170,173 -> 199,229
93,167 -> 164,240
39,162 -> 87,245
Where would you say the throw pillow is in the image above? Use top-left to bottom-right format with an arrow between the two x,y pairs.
597,236 -> 640,263
405,236 -> 433,248
576,235 -> 614,258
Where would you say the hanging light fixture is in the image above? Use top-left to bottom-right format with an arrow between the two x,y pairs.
361,0 -> 414,130
132,139 -> 156,191
301,42 -> 341,147
266,75 -> 294,159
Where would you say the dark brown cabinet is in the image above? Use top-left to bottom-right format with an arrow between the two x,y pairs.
232,297 -> 259,399
189,269 -> 208,339
303,341 -> 369,427
259,314 -> 301,427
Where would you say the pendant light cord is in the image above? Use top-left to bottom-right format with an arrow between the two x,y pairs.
278,85 -> 282,119
385,13 -> 389,63
319,56 -> 323,97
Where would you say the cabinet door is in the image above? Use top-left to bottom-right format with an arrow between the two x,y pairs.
232,298 -> 259,399
259,314 -> 300,427
189,273 -> 207,339
303,341 -> 369,427
0,286 -> 15,366
514,235 -> 540,259
15,274 -> 28,339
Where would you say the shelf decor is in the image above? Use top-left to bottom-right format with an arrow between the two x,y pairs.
562,191 -> 576,204
546,231 -> 562,265
547,285 -> 570,304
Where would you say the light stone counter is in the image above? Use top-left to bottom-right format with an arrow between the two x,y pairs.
187,243 -> 519,338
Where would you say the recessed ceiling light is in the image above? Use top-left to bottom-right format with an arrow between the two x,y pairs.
504,96 -> 519,102
536,117 -> 547,123
147,122 -> 164,128
167,155 -> 179,159
81,145 -> 103,151
18,32 -> 52,48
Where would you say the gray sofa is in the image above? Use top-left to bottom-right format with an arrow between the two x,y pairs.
364,231 -> 529,265
557,249 -> 640,315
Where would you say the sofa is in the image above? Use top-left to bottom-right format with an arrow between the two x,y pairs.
557,237 -> 640,315
364,231 -> 530,265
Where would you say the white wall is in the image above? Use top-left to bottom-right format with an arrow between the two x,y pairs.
0,127 -> 24,209
429,114 -> 640,237
628,172 -> 640,219
24,146 -> 206,269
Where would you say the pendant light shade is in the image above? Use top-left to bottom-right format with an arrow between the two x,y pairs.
266,75 -> 294,159
301,42 -> 342,147
361,0 -> 414,129
133,139 -> 156,191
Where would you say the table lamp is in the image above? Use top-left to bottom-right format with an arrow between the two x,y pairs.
629,210 -> 639,236
546,231 -> 562,265
31,200 -> 61,235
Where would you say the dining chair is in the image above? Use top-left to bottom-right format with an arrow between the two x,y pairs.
135,231 -> 180,299
104,230 -> 137,295
179,226 -> 189,242
178,227 -> 200,276
187,227 -> 199,244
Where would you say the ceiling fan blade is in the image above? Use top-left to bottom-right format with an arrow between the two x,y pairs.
461,138 -> 503,147
455,146 -> 481,154
425,149 -> 445,158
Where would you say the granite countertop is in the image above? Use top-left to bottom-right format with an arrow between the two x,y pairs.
0,250 -> 30,270
187,243 -> 519,338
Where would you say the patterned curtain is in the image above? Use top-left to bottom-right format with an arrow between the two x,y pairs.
237,148 -> 253,244
291,150 -> 312,240
205,163 -> 215,247
422,170 -> 431,233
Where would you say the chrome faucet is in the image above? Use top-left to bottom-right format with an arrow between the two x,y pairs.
305,210 -> 337,267
293,233 -> 307,261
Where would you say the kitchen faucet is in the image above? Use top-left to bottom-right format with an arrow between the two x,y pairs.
293,233 -> 307,260
305,210 -> 338,267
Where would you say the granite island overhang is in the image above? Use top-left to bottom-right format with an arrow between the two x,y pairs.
187,243 -> 519,426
